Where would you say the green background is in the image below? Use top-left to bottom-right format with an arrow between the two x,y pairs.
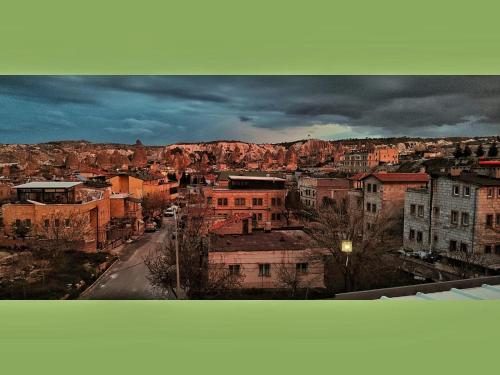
1,1 -> 500,373
1,0 -> 500,74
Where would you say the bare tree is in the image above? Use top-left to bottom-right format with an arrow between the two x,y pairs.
36,210 -> 93,256
444,249 -> 492,279
304,204 -> 404,293
144,204 -> 242,299
284,188 -> 302,226
142,192 -> 170,220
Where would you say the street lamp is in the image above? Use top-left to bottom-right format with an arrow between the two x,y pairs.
341,239 -> 352,266
173,210 -> 181,299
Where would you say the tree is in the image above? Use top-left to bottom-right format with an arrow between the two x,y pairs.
487,141 -> 498,157
284,188 -> 302,226
462,145 -> 472,157
12,220 -> 31,240
453,143 -> 463,158
303,205 -> 404,293
475,144 -> 485,157
144,203 -> 242,299
142,192 -> 169,220
445,247 -> 492,279
275,257 -> 323,298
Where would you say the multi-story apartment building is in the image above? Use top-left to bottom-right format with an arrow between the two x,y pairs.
2,181 -> 111,251
403,172 -> 500,255
360,173 -> 430,231
298,176 -> 350,209
204,174 -> 287,230
338,146 -> 399,174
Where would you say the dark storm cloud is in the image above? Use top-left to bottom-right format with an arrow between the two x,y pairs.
0,76 -> 499,144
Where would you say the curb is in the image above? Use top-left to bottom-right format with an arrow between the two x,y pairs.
78,257 -> 120,299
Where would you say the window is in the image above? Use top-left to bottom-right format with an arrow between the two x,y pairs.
433,206 -> 440,217
463,186 -> 470,197
451,210 -> 459,225
498,188 -> 500,197
296,263 -> 308,274
228,264 -> 240,276
54,219 -> 60,227
417,205 -> 424,217
496,213 -> 500,226
486,214 -> 493,228
235,198 -> 246,206
258,264 -> 271,277
410,204 -> 416,215
367,184 -> 372,192
271,213 -> 282,221
460,242 -> 468,253
433,234 -> 438,243
44,219 -> 50,228
461,212 -> 469,226
252,198 -> 263,206
271,198 -> 276,206
496,245 -> 500,255
366,202 -> 371,212
257,213 -> 263,221
372,203 -> 377,213
416,231 -> 423,243
487,188 -> 494,198
15,219 -> 21,227
206,197 -> 212,204
409,229 -> 415,240
276,198 -> 282,206
452,185 -> 460,196
24,219 -> 31,228
64,219 -> 71,228
372,184 -> 378,193
485,245 -> 492,254
217,198 -> 228,206
449,240 -> 457,252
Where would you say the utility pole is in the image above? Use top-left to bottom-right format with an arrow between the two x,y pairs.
174,210 -> 181,299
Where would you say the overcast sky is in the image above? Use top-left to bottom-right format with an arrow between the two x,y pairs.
0,76 -> 499,145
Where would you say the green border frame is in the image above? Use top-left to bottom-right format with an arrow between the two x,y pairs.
1,1 -> 500,374
1,1 -> 500,74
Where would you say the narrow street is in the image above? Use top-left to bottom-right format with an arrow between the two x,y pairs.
80,218 -> 174,300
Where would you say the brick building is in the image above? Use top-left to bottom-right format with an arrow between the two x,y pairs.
204,174 -> 287,230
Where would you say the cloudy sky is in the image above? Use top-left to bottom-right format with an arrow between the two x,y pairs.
0,76 -> 499,145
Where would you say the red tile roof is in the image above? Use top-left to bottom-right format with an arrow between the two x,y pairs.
348,173 -> 369,181
210,213 -> 252,231
362,173 -> 429,183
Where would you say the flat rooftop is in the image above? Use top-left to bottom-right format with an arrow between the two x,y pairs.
210,229 -> 315,252
14,181 -> 82,189
228,175 -> 286,182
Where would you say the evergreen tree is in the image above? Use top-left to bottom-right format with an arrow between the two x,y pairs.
488,142 -> 498,157
463,145 -> 472,157
453,143 -> 463,158
475,144 -> 485,157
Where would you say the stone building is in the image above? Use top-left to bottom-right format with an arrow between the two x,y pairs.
403,172 -> 500,255
298,176 -> 350,209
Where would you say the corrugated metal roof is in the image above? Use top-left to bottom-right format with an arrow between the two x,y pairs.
14,181 -> 82,189
383,284 -> 500,300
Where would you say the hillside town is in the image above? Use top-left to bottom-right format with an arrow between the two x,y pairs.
0,135 -> 499,299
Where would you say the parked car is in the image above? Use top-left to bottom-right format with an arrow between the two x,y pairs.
164,208 -> 175,217
145,221 -> 157,232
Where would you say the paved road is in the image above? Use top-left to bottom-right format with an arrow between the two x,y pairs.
81,218 -> 173,299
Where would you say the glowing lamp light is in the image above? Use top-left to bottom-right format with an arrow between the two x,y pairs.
341,240 -> 353,253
